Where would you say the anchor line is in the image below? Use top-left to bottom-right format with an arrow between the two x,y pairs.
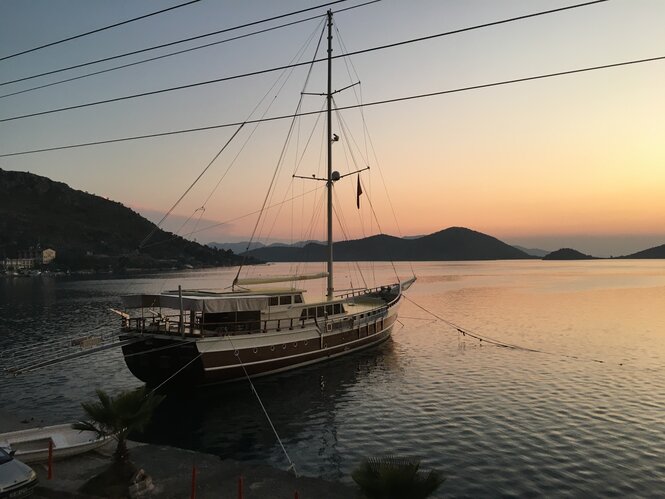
228,337 -> 298,476
148,353 -> 203,394
402,294 -> 612,365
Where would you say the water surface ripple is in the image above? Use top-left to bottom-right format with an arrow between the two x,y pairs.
1,261 -> 664,497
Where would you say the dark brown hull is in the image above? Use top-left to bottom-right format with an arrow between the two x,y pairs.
121,315 -> 396,388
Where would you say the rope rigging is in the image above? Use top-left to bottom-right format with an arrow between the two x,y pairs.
402,294 -> 620,366
227,338 -> 298,476
232,17 -> 329,287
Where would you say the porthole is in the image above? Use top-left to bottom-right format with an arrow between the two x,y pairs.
293,342 -> 298,347
233,350 -> 239,357
304,340 -> 308,346
253,348 -> 258,354
282,344 -> 287,350
270,346 -> 275,351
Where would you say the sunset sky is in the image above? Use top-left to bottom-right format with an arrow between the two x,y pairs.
1,0 -> 664,257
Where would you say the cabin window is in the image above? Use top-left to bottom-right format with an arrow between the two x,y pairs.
326,305 -> 333,315
333,304 -> 341,314
316,306 -> 324,317
279,295 -> 292,305
269,297 -> 278,306
294,294 -> 303,304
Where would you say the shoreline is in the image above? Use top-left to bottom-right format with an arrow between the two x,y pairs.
1,410 -> 357,498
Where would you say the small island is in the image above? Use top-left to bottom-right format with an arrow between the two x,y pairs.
542,248 -> 595,260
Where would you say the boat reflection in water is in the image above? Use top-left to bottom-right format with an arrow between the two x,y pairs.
139,338 -> 401,474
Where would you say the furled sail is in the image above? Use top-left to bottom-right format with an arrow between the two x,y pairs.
235,272 -> 328,286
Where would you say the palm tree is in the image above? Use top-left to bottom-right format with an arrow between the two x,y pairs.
73,387 -> 164,463
352,456 -> 445,499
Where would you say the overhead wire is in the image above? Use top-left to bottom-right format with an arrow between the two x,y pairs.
3,53 -> 662,159
0,1 -> 380,99
0,0 -> 609,124
0,0 -> 202,62
0,14 -> 324,100
0,0 -> 350,87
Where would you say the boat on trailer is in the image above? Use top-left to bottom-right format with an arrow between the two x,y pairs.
0,424 -> 108,463
116,10 -> 415,387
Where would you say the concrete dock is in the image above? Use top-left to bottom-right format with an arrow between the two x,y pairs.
1,410 -> 359,498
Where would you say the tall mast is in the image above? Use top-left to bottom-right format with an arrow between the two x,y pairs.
326,9 -> 334,300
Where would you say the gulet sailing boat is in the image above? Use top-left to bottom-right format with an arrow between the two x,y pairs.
117,11 -> 415,387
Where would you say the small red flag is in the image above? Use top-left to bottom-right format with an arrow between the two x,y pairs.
356,176 -> 363,209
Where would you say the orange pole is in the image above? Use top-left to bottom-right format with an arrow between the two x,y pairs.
47,439 -> 53,480
190,464 -> 197,499
238,475 -> 244,499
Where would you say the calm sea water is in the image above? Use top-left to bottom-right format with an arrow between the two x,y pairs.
1,261 -> 664,497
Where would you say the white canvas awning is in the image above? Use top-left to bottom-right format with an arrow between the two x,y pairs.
121,294 -> 270,313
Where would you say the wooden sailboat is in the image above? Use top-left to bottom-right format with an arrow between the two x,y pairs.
117,10 -> 415,387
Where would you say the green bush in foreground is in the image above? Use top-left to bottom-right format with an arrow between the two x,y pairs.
73,387 -> 164,463
352,456 -> 445,499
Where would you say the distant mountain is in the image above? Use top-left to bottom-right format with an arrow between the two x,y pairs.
243,227 -> 532,262
543,248 -> 595,260
208,241 -> 265,253
621,244 -> 665,259
208,240 -> 324,253
0,169 -> 250,270
512,245 -> 550,257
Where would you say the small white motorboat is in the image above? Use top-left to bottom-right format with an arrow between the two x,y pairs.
0,423 -> 109,463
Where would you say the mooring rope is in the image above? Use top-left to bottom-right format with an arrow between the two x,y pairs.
148,353 -> 203,394
403,294 -> 613,365
227,338 -> 298,476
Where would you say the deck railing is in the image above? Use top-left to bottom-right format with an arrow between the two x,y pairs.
123,306 -> 388,339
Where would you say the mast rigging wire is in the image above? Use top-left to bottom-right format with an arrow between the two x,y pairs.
170,18 -> 327,243
232,18 -> 328,285
138,124 -> 245,249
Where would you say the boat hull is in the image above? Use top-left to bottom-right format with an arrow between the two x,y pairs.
121,313 -> 397,388
0,424 -> 108,463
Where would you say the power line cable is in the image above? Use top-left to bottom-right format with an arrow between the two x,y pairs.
0,0 -> 608,123
0,0 -> 350,87
0,0 -> 380,100
0,0 -> 202,62
1,53 -> 662,158
0,14 -> 320,100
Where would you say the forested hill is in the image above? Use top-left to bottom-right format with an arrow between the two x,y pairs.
0,169 -> 247,270
622,244 -> 665,259
243,227 -> 532,262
